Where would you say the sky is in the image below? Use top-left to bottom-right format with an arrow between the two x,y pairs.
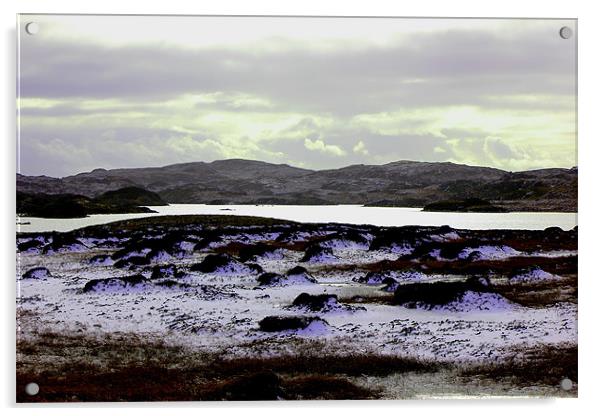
17,15 -> 577,177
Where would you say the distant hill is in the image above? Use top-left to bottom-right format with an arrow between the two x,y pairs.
16,159 -> 577,212
17,187 -> 166,218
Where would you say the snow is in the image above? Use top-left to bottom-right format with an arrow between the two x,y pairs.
458,245 -> 521,260
425,291 -> 517,313
510,268 -> 561,283
16,227 -> 577,364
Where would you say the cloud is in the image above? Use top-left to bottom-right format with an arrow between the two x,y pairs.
304,138 -> 346,157
353,140 -> 369,156
17,18 -> 576,175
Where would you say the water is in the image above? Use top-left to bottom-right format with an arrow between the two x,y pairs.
17,204 -> 578,233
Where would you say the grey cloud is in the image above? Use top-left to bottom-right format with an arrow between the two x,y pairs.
20,26 -> 575,115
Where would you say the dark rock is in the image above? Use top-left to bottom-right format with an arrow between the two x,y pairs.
258,315 -> 328,332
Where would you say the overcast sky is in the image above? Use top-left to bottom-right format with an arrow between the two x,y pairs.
18,15 -> 576,177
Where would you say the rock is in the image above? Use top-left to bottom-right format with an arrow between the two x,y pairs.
258,315 -> 328,332
82,274 -> 149,293
22,267 -> 52,280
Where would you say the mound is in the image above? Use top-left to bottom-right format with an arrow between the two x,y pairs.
319,230 -> 371,249
114,256 -> 150,269
393,279 -> 490,309
458,245 -> 520,260
356,271 -> 388,285
190,253 -> 253,274
42,234 -> 87,254
238,243 -> 282,262
432,291 -> 516,312
150,264 -> 182,280
258,315 -> 329,333
509,266 -> 560,283
89,254 -> 114,266
285,266 -> 317,284
300,245 -> 337,263
381,277 -> 400,293
21,267 -> 52,280
82,274 -> 149,293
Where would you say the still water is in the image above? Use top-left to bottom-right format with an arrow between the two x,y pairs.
17,204 -> 578,233
17,204 -> 577,232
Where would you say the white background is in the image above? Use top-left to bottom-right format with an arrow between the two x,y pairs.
1,0 -> 599,414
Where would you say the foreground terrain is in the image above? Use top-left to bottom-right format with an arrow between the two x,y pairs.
16,215 -> 578,401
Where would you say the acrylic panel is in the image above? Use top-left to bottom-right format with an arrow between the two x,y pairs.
16,14 -> 577,402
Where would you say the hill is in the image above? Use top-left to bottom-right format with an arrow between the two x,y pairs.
16,160 -> 577,212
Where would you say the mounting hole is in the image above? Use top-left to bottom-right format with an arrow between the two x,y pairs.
25,22 -> 39,35
25,382 -> 39,396
560,378 -> 573,391
559,26 -> 573,40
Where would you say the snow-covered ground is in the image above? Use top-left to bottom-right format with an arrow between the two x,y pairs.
16,222 -> 577,365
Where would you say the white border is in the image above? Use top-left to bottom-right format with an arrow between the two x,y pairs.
2,1 -> 600,415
